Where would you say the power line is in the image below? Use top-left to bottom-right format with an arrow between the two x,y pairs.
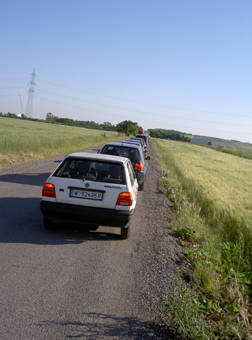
37,78 -> 252,119
1,75 -> 252,119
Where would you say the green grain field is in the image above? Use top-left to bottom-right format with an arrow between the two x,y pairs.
157,139 -> 252,225
153,138 -> 252,339
0,117 -> 122,169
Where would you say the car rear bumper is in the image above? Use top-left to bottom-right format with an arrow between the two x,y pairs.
40,200 -> 132,227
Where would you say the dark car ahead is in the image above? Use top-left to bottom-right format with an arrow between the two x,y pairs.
121,138 -> 147,155
135,134 -> 149,145
122,138 -> 150,158
100,142 -> 147,190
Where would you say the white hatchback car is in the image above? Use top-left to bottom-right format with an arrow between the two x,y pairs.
40,152 -> 138,239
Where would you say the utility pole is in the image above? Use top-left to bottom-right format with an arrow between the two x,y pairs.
26,69 -> 36,117
18,94 -> 24,117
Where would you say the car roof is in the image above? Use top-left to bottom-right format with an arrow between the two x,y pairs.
103,142 -> 141,149
121,139 -> 142,144
130,137 -> 145,143
66,152 -> 128,164
129,138 -> 144,143
121,140 -> 143,147
120,141 -> 143,149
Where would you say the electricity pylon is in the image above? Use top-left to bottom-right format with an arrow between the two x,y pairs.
26,70 -> 36,117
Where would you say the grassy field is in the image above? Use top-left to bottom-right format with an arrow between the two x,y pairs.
190,135 -> 252,151
0,117 -> 122,169
212,146 -> 252,161
158,140 -> 252,224
153,139 -> 252,339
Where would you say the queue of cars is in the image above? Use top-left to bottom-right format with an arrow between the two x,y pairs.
99,141 -> 146,190
40,133 -> 150,239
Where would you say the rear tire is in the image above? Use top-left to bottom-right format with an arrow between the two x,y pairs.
43,217 -> 54,230
138,182 -> 144,191
86,224 -> 99,231
121,224 -> 130,240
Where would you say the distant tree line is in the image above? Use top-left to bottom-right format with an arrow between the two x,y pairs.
115,120 -> 142,135
0,112 -> 44,122
45,113 -> 142,135
149,128 -> 191,142
45,112 -> 117,131
0,112 -> 142,135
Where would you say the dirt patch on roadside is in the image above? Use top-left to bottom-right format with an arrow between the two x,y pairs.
0,152 -> 44,170
0,146 -> 102,170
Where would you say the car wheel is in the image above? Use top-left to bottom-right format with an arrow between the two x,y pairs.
43,217 -> 54,230
138,183 -> 144,191
121,224 -> 130,240
86,224 -> 99,231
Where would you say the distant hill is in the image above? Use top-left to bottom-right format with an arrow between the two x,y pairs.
148,129 -> 191,142
149,128 -> 252,152
189,135 -> 252,151
151,128 -> 189,135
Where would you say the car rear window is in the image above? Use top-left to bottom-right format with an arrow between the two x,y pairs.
101,145 -> 140,164
53,158 -> 126,184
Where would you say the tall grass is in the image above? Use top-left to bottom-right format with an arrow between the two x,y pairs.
153,139 -> 252,339
0,117 -> 122,168
213,146 -> 252,161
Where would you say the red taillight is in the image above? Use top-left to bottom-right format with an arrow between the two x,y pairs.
135,162 -> 144,171
116,192 -> 133,206
42,183 -> 56,197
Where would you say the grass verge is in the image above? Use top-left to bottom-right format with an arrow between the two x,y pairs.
153,139 -> 252,339
163,276 -> 213,339
0,117 -> 123,169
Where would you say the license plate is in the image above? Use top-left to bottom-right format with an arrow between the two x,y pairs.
70,189 -> 103,200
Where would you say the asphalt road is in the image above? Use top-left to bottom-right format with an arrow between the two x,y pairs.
0,148 -> 175,340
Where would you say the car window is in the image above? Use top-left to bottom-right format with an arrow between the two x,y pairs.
129,161 -> 136,179
127,162 -> 135,186
53,158 -> 126,184
101,145 -> 140,164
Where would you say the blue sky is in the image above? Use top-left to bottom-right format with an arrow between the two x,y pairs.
1,0 -> 252,142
